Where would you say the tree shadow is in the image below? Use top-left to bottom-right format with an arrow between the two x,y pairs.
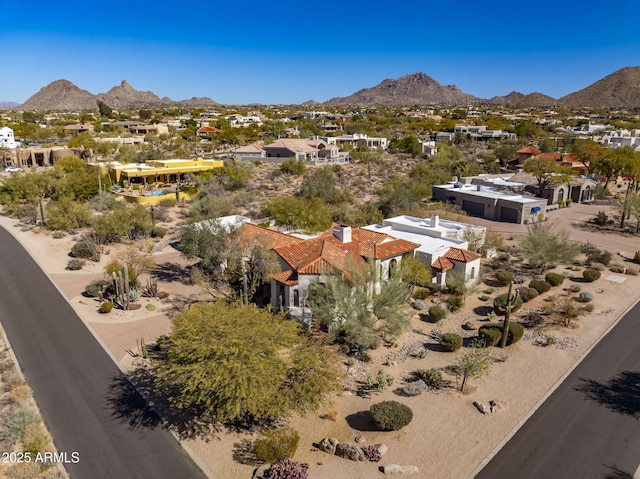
345,411 -> 378,432
232,439 -> 263,466
473,305 -> 494,317
575,371 -> 640,418
603,465 -> 634,479
106,365 -> 222,441
153,262 -> 193,284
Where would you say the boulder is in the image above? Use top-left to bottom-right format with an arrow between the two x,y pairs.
462,320 -> 476,330
473,401 -> 490,414
318,437 -> 339,455
401,380 -> 428,396
375,444 -> 388,456
382,464 -> 420,475
489,400 -> 506,414
335,443 -> 366,462
354,435 -> 365,444
413,299 -> 429,311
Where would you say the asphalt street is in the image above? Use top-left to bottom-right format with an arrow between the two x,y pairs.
476,300 -> 640,479
0,225 -> 206,479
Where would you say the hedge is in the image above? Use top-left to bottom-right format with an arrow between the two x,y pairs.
583,269 -> 601,282
529,279 -> 552,294
545,272 -> 565,286
370,401 -> 413,431
478,322 -> 524,347
440,333 -> 463,352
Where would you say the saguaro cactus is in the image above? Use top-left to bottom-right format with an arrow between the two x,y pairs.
496,282 -> 520,348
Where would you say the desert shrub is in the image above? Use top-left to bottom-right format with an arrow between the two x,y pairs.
366,369 -> 394,392
493,292 -> 523,315
570,284 -> 582,292
66,258 -> 85,270
99,301 -> 114,313
254,427 -> 300,464
146,304 -> 157,311
518,286 -> 539,303
281,158 -> 307,175
447,295 -> 464,312
545,272 -> 565,286
494,269 -> 515,286
582,269 -> 601,282
582,303 -> 595,313
529,279 -> 552,294
362,445 -> 382,462
428,305 -> 446,323
264,459 -> 309,479
477,325 -> 502,347
0,406 -> 38,442
513,275 -> 527,284
633,251 -> 640,265
578,292 -> 594,302
85,280 -> 107,298
587,249 -> 612,266
440,333 -> 463,352
412,288 -> 429,300
626,268 -> 638,276
479,322 -> 524,347
158,197 -> 177,208
497,252 -> 511,261
523,311 -> 544,328
151,226 -> 167,238
369,400 -> 413,431
71,238 -> 100,261
413,368 -> 444,389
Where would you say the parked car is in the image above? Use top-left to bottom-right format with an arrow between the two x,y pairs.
5,167 -> 23,173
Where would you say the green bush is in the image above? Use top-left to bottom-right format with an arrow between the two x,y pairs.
0,406 -> 38,442
440,333 -> 463,352
478,322 -> 524,347
71,238 -> 100,262
369,401 -> 413,431
570,284 -> 582,292
158,197 -> 178,207
254,427 -> 300,464
413,368 -> 444,389
85,280 -> 107,298
428,305 -> 446,323
518,286 -> 539,303
545,272 -> 565,286
633,251 -> 640,265
151,226 -> 167,238
281,158 -> 307,175
493,293 -> 523,315
494,269 -> 515,286
66,258 -> 85,270
583,269 -> 601,282
412,288 -> 429,300
99,301 -> 114,313
578,292 -> 594,302
529,279 -> 552,294
447,295 -> 464,312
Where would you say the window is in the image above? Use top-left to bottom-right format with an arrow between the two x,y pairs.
470,267 -> 475,279
389,259 -> 398,279
293,289 -> 300,307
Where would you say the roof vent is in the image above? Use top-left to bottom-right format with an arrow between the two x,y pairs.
333,225 -> 352,243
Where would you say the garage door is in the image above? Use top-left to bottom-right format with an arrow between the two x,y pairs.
500,207 -> 519,223
462,200 -> 485,217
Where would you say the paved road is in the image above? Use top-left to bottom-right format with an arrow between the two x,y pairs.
476,301 -> 640,479
0,226 -> 206,479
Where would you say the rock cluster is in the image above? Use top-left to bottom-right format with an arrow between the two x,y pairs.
317,437 -> 388,462
473,400 -> 506,415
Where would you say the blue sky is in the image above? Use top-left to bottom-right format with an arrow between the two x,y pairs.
2,0 -> 639,105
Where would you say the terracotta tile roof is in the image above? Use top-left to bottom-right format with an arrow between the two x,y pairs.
235,223 -> 304,250
273,225 -> 419,277
272,269 -> 298,286
431,256 -> 454,272
517,146 -> 542,154
444,247 -> 482,263
197,126 -> 224,133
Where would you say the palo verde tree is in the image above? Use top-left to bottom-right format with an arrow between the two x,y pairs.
519,221 -> 580,273
155,301 -> 341,424
455,339 -> 492,393
308,259 -> 411,351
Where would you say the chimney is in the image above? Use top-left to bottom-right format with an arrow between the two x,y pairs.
431,215 -> 440,228
333,225 -> 352,243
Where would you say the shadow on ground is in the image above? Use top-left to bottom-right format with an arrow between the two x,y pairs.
106,365 -> 221,441
232,439 -> 263,466
345,411 -> 377,432
575,370 -> 640,418
153,262 -> 193,284
603,464 -> 634,479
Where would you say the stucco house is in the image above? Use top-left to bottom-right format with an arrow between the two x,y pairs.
0,126 -> 18,149
262,138 -> 339,164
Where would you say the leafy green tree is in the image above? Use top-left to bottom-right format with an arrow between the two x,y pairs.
214,161 -> 253,191
298,166 -> 343,204
519,222 -> 580,272
308,261 -> 410,350
155,301 -> 341,423
267,196 -> 333,233
92,205 -> 153,243
389,136 -> 421,157
97,101 -> 114,118
351,143 -> 384,178
400,256 -> 431,291
377,175 -> 430,217
492,144 -> 518,167
45,197 -> 92,231
523,157 -> 574,197
455,339 -> 492,392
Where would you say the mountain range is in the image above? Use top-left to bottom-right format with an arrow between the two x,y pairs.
6,67 -> 640,110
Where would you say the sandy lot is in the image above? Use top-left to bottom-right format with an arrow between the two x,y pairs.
1,208 -> 639,479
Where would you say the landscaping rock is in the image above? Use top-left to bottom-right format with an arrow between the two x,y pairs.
462,320 -> 476,330
355,435 -> 365,444
473,401 -> 491,414
401,380 -> 428,396
318,437 -> 339,455
252,464 -> 269,479
489,400 -> 506,414
375,444 -> 388,456
382,464 -> 420,475
335,443 -> 366,462
413,299 -> 429,311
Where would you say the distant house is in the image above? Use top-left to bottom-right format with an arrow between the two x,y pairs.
0,126 -> 18,149
262,138 -> 340,164
433,180 -> 547,224
454,125 -> 516,141
234,144 -> 266,161
318,133 -> 388,149
506,146 -> 542,170
64,123 -> 95,136
435,132 -> 455,142
419,139 -> 438,156
197,126 -> 224,137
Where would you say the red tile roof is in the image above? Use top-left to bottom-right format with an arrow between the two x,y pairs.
444,247 -> 482,263
517,146 -> 542,154
235,223 -> 304,250
431,256 -> 454,272
272,269 -> 298,286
